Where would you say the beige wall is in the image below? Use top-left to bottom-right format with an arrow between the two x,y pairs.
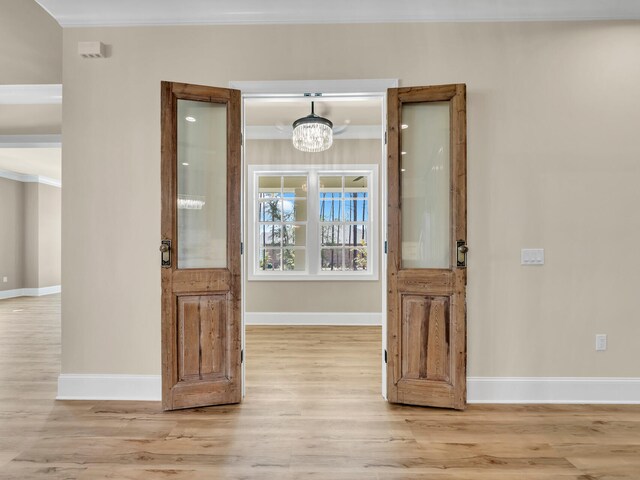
61,21 -> 640,377
0,177 -> 24,290
0,0 -> 62,84
37,183 -> 61,287
23,183 -> 40,288
0,179 -> 61,290
246,139 -> 382,313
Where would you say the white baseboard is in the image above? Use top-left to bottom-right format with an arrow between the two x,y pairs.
57,374 -> 161,401
0,285 -> 61,300
56,374 -> 640,403
245,311 -> 382,326
468,377 -> 640,404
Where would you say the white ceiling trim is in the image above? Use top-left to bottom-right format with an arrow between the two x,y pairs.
0,135 -> 62,148
0,85 -> 62,105
38,0 -> 640,28
0,169 -> 61,188
246,125 -> 382,141
232,79 -> 398,96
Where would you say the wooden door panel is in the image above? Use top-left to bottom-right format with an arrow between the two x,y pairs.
177,295 -> 227,381
161,81 -> 242,410
199,296 -> 226,377
178,296 -> 203,380
172,270 -> 231,293
387,84 -> 467,410
400,295 -> 450,382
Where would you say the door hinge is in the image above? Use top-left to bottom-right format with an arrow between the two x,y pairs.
241,349 -> 244,364
240,242 -> 244,255
384,131 -> 387,145
384,349 -> 388,364
241,132 -> 244,147
384,240 -> 388,254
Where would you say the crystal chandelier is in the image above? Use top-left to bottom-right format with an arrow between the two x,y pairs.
292,101 -> 333,153
177,194 -> 206,210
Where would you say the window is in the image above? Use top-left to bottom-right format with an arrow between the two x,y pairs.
257,175 -> 307,272
249,165 -> 378,280
319,175 -> 369,272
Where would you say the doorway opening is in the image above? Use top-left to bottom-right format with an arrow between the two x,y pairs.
159,80 -> 468,411
240,87 -> 389,400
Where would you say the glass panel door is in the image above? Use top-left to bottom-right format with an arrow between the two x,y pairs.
400,101 -> 451,269
177,100 -> 227,269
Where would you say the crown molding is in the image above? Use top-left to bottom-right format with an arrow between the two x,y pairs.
36,0 -> 640,28
0,135 -> 62,148
246,125 -> 381,141
0,169 -> 61,188
231,79 -> 398,96
0,85 -> 62,105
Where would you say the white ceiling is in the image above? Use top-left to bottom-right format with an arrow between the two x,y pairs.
245,98 -> 382,127
0,148 -> 61,181
0,86 -> 62,179
244,97 -> 383,140
0,105 -> 62,135
36,0 -> 640,27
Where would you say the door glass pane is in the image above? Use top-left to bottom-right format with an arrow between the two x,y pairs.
177,100 -> 227,269
401,101 -> 450,269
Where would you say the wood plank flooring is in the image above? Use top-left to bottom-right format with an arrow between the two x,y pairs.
1,294 -> 639,479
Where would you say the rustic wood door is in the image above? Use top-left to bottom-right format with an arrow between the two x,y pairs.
386,84 -> 467,410
161,82 -> 242,410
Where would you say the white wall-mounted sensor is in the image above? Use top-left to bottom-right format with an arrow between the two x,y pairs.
78,41 -> 106,58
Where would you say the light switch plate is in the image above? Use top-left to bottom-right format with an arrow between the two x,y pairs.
521,248 -> 544,265
2,276 -> 7,283
596,334 -> 607,351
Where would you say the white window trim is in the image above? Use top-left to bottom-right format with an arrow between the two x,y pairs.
248,164 -> 379,281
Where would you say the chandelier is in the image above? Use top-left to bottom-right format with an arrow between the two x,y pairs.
292,101 -> 333,153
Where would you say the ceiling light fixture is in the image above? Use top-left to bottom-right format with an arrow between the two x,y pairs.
185,116 -> 196,123
292,101 -> 333,153
177,194 -> 205,210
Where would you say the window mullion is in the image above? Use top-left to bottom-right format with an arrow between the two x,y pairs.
308,170 -> 318,276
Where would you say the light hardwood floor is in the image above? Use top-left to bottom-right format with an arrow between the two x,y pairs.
1,295 -> 639,479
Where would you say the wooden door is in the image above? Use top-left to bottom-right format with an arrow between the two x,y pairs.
161,82 -> 242,410
387,84 -> 467,410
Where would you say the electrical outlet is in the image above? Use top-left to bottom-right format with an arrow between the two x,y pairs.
2,276 -> 7,283
595,334 -> 607,351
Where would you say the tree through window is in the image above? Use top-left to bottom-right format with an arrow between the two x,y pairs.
251,166 -> 376,279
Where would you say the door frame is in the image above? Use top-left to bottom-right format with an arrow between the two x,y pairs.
229,78 -> 397,399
